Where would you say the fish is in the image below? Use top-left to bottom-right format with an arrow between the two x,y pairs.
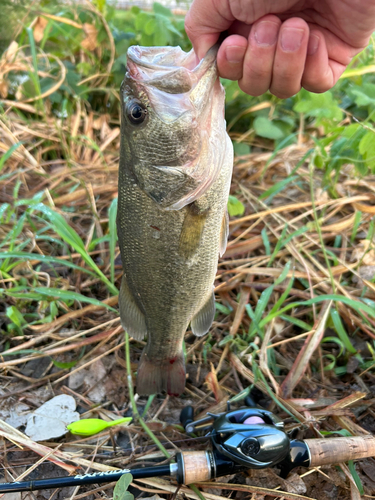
117,44 -> 233,396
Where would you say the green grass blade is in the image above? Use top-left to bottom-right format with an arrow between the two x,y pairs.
0,143 -> 22,173
261,227 -> 271,256
269,277 -> 295,316
330,308 -> 357,354
26,27 -> 42,109
280,314 -> 312,331
261,295 -> 375,328
124,332 -> 171,459
32,203 -> 118,295
33,287 -> 117,311
267,225 -> 288,267
0,251 -> 97,277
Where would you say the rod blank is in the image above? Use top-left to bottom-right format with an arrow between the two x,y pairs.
0,465 -> 172,493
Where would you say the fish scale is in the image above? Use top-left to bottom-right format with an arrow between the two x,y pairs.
117,45 -> 233,396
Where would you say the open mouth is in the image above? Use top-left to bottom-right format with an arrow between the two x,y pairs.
126,45 -> 218,95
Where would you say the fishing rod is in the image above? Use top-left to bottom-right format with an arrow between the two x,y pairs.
1,402 -> 375,493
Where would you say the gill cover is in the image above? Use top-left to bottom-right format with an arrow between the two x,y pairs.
123,45 -> 228,210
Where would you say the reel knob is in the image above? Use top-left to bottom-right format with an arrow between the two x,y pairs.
240,437 -> 260,456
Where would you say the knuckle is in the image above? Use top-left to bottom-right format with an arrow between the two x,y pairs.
302,83 -> 329,94
270,86 -> 300,99
243,62 -> 272,83
302,72 -> 334,94
250,67 -> 271,80
184,13 -> 201,40
184,14 -> 194,37
238,80 -> 266,97
221,72 -> 240,81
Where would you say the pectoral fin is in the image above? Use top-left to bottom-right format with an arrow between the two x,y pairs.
191,289 -> 215,337
136,165 -> 197,208
179,202 -> 209,259
219,209 -> 229,257
119,275 -> 147,340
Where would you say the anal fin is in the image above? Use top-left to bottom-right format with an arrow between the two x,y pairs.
191,289 -> 215,337
119,275 -> 147,341
219,209 -> 229,257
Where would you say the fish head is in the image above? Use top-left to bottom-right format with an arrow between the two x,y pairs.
120,45 -> 228,209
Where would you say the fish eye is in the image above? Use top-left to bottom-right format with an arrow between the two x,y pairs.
126,100 -> 147,125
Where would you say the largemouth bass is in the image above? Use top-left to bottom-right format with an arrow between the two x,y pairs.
117,45 -> 233,396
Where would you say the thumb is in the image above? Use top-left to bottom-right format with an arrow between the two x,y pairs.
185,0 -> 233,59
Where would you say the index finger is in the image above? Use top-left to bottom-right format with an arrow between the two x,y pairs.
185,0 -> 234,59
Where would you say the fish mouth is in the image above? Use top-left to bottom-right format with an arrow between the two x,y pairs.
126,45 -> 219,95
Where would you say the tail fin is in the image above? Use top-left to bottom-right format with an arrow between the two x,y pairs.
136,351 -> 186,396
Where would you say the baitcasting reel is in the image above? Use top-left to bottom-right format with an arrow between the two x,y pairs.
178,402 -> 309,481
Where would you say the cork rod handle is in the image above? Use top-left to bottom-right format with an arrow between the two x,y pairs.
179,451 -> 212,484
305,435 -> 375,467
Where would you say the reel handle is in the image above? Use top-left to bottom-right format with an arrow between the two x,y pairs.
305,435 -> 375,467
180,406 -> 194,430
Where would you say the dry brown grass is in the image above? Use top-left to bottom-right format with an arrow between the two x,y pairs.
1,24 -> 375,500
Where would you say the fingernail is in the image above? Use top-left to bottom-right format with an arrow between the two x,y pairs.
280,27 -> 304,52
307,34 -> 319,55
254,21 -> 278,47
225,45 -> 246,64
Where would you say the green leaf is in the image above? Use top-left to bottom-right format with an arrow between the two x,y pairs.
349,83 -> 375,107
52,359 -> 79,369
260,175 -> 299,201
153,19 -> 168,46
321,429 -> 352,437
253,116 -> 285,140
153,2 -> 172,16
6,306 -> 26,327
359,129 -> 375,170
294,90 -> 343,126
114,473 -> 134,500
135,12 -> 150,31
215,303 -> 232,315
233,142 -> 250,156
227,195 -> 245,216
145,19 -> 156,35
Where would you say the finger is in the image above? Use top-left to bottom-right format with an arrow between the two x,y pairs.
302,30 -> 347,93
217,34 -> 248,81
238,15 -> 281,96
269,18 -> 310,99
185,0 -> 234,59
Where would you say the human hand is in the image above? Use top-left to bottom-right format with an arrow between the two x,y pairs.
185,0 -> 375,98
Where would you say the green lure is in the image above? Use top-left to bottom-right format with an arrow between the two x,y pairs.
67,417 -> 132,436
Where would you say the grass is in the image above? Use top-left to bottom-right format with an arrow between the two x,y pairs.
0,1 -> 375,499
